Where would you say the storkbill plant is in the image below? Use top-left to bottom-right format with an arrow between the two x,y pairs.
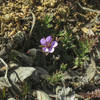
40,36 -> 58,53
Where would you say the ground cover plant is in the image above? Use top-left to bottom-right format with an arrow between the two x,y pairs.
0,0 -> 100,100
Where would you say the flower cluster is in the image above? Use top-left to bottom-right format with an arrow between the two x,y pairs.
40,36 -> 58,53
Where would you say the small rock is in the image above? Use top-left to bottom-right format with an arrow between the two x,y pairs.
7,98 -> 16,100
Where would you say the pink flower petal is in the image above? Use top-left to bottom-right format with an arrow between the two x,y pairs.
42,47 -> 49,52
51,41 -> 58,48
46,36 -> 52,43
40,38 -> 46,45
49,48 -> 55,53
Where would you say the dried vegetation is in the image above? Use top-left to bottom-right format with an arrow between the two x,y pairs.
0,0 -> 100,100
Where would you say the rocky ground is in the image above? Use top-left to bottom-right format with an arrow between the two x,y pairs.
0,0 -> 100,100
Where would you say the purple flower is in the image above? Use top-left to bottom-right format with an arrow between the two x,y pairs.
40,36 -> 58,53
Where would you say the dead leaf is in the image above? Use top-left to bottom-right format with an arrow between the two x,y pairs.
81,27 -> 94,36
36,90 -> 52,100
10,67 -> 36,84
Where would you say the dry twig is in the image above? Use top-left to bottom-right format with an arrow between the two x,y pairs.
79,89 -> 100,99
0,57 -> 8,79
77,2 -> 100,14
29,11 -> 36,38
